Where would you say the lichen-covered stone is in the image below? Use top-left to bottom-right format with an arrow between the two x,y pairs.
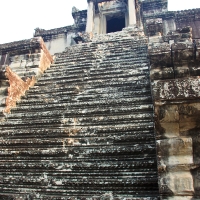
0,28 -> 159,199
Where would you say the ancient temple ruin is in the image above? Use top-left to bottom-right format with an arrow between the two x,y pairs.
0,0 -> 200,199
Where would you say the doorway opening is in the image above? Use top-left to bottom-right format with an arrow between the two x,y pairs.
106,16 -> 125,33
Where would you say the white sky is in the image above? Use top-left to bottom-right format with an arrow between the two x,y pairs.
0,0 -> 200,44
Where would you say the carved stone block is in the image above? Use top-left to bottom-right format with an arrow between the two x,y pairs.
157,137 -> 193,165
150,67 -> 174,80
152,78 -> 199,101
146,18 -> 163,36
159,172 -> 194,196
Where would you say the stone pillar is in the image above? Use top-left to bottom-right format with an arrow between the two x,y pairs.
100,14 -> 106,34
128,0 -> 136,26
86,1 -> 94,33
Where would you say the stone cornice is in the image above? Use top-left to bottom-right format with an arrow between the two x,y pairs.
142,8 -> 200,20
87,0 -> 127,5
34,26 -> 76,37
0,37 -> 41,56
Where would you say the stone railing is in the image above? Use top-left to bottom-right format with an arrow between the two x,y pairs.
0,37 -> 53,113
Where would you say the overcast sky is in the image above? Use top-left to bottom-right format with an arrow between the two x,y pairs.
0,0 -> 200,44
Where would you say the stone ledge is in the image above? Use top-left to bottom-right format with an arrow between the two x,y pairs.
152,77 -> 199,101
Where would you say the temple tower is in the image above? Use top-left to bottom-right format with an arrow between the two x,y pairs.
86,0 -> 138,34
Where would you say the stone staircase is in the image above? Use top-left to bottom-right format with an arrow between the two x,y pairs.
0,29 -> 159,199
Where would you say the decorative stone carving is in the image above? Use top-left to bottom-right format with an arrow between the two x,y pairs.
98,0 -> 127,14
146,18 -> 163,36
150,22 -> 200,200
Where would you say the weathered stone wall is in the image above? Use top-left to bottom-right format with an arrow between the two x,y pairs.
175,9 -> 200,39
139,0 -> 200,40
139,0 -> 168,17
149,27 -> 200,199
0,37 -> 53,114
72,8 -> 87,30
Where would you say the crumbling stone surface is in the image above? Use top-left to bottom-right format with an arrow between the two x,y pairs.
150,25 -> 200,200
139,0 -> 168,17
5,67 -> 36,113
0,28 -> 159,199
0,37 -> 53,113
72,8 -> 87,30
140,0 -> 200,40
149,27 -> 200,81
145,18 -> 163,36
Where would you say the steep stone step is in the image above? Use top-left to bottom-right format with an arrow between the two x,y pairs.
18,96 -> 152,107
0,30 -> 159,199
9,105 -> 153,118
